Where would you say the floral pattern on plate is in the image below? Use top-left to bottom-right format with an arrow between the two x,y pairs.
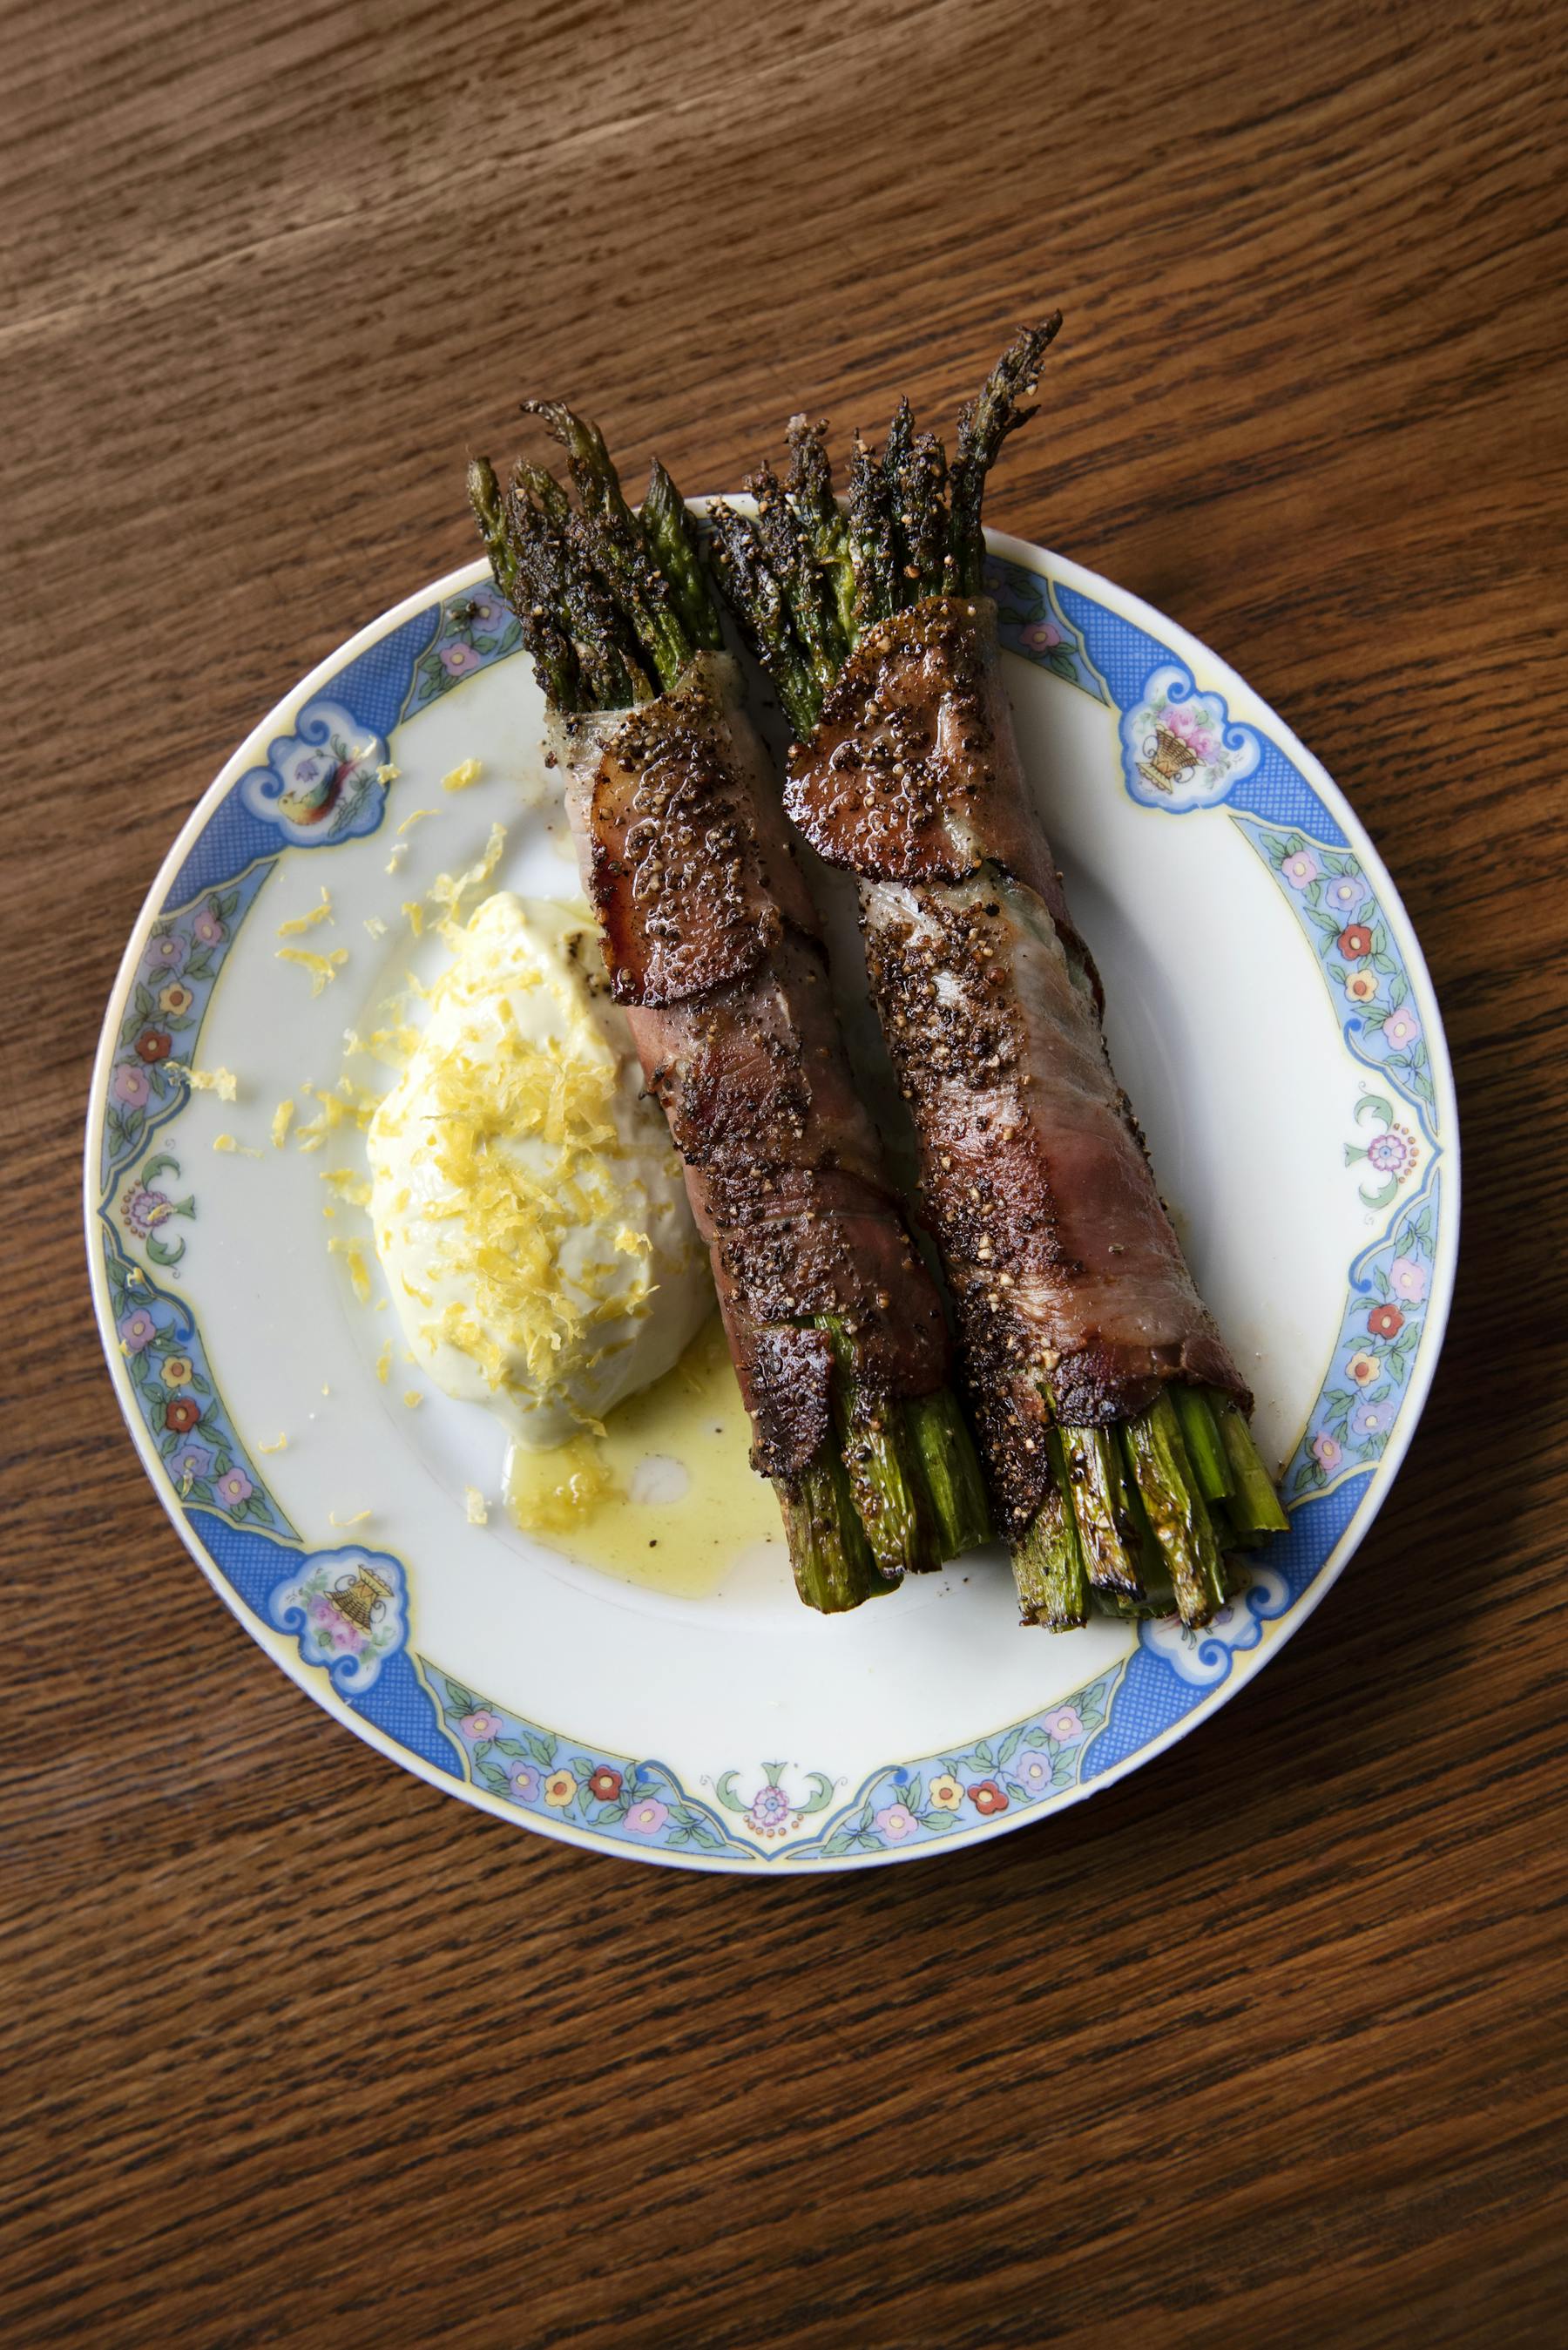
713,1763 -> 836,1840
115,1148 -> 195,1267
103,1236 -> 289,1535
431,1670 -> 741,1857
1287,1180 -> 1439,1500
809,1663 -> 1123,1859
103,866 -> 270,1184
984,554 -> 1105,699
1346,1091 -> 1423,1209
1241,820 -> 1436,1111
402,585 -> 521,718
423,1660 -> 1125,1863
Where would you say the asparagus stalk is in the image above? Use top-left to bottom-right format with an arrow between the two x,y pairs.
947,314 -> 1062,594
1214,1396 -> 1291,1534
471,406 -> 990,1609
906,1387 -> 993,1560
641,458 -> 724,657
818,1312 -> 933,1581
1173,1384 -> 1233,1502
1120,1391 -> 1229,1622
706,322 -> 1290,1629
1057,1421 -> 1146,1604
1013,1432 -> 1090,1629
781,1453 -> 889,1614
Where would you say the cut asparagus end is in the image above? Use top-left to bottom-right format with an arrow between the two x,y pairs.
780,1453 -> 891,1613
1173,1385 -> 1233,1503
1113,1456 -> 1179,1617
1057,1421 -> 1146,1602
1213,1395 -> 1291,1533
1209,1493 -> 1265,1554
817,1315 -> 941,1579
1014,1435 -> 1090,1628
904,1388 -> 993,1558
841,1398 -> 936,1579
1120,1391 -> 1229,1625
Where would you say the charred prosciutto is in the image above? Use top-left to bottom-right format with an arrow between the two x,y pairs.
469,411 -> 990,1612
709,322 -> 1288,1628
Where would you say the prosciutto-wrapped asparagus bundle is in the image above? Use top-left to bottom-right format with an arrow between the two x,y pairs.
709,322 -> 1288,1629
468,410 -> 990,1613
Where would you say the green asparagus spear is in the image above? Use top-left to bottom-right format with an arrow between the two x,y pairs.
904,1387 -> 993,1559
785,414 -> 858,642
1014,1434 -> 1091,1629
1120,1392 -> 1229,1622
1213,1396 -> 1291,1534
781,1454 -> 892,1612
1173,1385 -> 1233,1503
641,458 -> 724,655
1057,1421 -> 1145,1602
948,312 -> 1063,594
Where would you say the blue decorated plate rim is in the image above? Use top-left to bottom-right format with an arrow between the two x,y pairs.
84,527 -> 1460,1873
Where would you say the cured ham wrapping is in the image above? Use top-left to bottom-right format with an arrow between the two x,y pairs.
554,657 -> 953,1493
786,594 -> 1247,1537
470,419 -> 990,1613
708,318 -> 1288,1627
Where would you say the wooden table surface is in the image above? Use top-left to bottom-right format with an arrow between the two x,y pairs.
4,2 -> 1565,2341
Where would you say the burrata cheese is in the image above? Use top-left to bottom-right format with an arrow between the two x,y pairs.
368,891 -> 710,1449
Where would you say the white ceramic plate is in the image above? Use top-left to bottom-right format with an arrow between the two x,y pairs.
85,528 -> 1456,1872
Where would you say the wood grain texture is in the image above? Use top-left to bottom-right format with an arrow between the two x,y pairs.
3,0 -> 1566,2341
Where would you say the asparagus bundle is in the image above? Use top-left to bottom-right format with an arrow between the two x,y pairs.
709,322 -> 1288,1629
469,408 -> 990,1612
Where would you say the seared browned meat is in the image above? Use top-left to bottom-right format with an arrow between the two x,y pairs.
554,653 -> 951,1487
470,423 -> 991,1613
707,320 -> 1288,1629
788,599 -> 1247,1537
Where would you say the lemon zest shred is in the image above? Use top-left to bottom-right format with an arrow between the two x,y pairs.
170,1063 -> 238,1101
213,1133 -> 262,1158
443,758 -> 483,793
271,1099 -> 295,1148
427,822 -> 506,933
275,888 -> 334,938
329,1508 -> 372,1527
328,1234 -> 372,1303
321,1167 -> 373,1207
363,914 -> 389,939
375,1339 -> 392,1385
402,1389 -> 422,1409
276,946 -> 348,994
402,899 -> 425,938
259,1433 -> 288,1454
464,1487 -> 489,1524
396,807 -> 436,836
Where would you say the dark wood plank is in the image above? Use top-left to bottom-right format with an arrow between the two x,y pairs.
3,1 -> 1565,2341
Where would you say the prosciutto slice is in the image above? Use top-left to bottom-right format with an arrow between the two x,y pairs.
551,651 -> 951,1485
786,596 -> 1247,1537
